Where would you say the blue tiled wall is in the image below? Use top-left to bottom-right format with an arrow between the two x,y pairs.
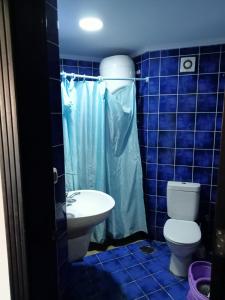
45,1 -> 68,299
60,58 -> 100,76
135,45 -> 225,242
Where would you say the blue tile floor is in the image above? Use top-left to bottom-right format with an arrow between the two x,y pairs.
66,240 -> 189,300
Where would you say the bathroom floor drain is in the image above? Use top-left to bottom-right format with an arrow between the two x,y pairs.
139,246 -> 155,254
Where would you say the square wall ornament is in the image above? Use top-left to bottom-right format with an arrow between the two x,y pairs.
180,56 -> 196,73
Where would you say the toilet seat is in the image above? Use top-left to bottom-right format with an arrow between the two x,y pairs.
164,219 -> 201,245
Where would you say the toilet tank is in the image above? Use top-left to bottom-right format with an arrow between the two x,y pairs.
100,55 -> 135,94
167,181 -> 200,221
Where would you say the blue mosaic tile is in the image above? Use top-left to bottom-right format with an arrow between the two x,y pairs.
102,259 -> 123,273
160,76 -> 178,94
147,289 -> 172,300
196,113 -> 216,131
122,281 -> 144,299
78,60 -> 92,67
217,93 -> 224,112
157,180 -> 167,196
97,249 -> 117,262
111,246 -> 131,258
194,150 -> 213,167
146,163 -> 157,179
84,254 -> 99,265
138,130 -> 147,146
149,51 -> 161,58
179,75 -> 197,94
159,113 -> 176,130
127,264 -> 150,280
149,59 -> 160,76
193,167 -> 212,184
118,254 -> 139,269
176,131 -> 194,148
175,166 -> 192,181
178,94 -> 196,112
142,258 -> 162,274
137,275 -> 161,294
148,77 -> 159,95
156,212 -> 168,227
62,65 -> 78,74
159,95 -> 177,112
198,74 -> 219,93
148,131 -> 158,147
142,52 -> 150,60
145,195 -> 156,211
216,113 -> 223,131
149,96 -> 159,113
175,149 -> 193,165
199,53 -> 220,73
158,131 -> 175,148
144,179 -> 157,195
153,270 -> 179,287
157,196 -> 167,212
197,94 -> 217,112
146,148 -> 157,163
219,73 -> 225,92
195,132 -> 214,149
177,113 -> 195,130
161,48 -> 179,57
180,47 -> 199,55
148,114 -> 158,130
111,269 -> 133,285
166,282 -> 188,300
157,165 -> 174,181
158,148 -> 174,165
213,150 -> 220,168
62,59 -> 78,66
200,44 -> 221,53
161,57 -> 179,76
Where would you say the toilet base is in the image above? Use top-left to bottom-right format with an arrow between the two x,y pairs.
169,253 -> 192,277
68,232 -> 92,262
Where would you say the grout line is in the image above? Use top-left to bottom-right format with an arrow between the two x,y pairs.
192,48 -> 200,182
173,48 -> 180,181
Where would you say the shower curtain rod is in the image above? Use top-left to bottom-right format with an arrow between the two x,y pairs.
60,72 -> 149,82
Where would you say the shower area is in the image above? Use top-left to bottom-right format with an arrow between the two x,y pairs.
61,54 -> 148,246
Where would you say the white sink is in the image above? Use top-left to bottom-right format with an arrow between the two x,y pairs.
65,190 -> 115,261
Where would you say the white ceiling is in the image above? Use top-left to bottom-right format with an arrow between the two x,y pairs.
58,0 -> 225,60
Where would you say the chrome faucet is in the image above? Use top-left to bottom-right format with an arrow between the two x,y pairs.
66,191 -> 81,203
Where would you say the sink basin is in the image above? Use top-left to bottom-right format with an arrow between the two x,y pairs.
65,190 -> 115,261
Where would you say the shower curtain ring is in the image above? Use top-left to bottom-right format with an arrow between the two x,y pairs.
71,73 -> 76,81
98,76 -> 103,82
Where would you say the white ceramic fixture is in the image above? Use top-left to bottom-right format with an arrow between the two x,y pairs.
100,55 -> 135,94
79,17 -> 103,32
163,181 -> 201,277
65,190 -> 115,262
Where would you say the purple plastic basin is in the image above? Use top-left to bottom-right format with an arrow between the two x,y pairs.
187,261 -> 211,300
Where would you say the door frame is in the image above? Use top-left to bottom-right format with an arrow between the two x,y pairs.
211,93 -> 225,300
0,0 -> 29,299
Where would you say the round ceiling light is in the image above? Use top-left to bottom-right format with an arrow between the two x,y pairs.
79,17 -> 103,32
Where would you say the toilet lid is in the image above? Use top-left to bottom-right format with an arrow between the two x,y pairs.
164,219 -> 201,244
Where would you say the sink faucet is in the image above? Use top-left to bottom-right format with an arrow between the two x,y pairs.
66,191 -> 81,203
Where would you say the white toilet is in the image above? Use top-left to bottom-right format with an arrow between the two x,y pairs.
163,181 -> 201,277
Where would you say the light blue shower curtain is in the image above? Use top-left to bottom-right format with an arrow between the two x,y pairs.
61,78 -> 147,243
